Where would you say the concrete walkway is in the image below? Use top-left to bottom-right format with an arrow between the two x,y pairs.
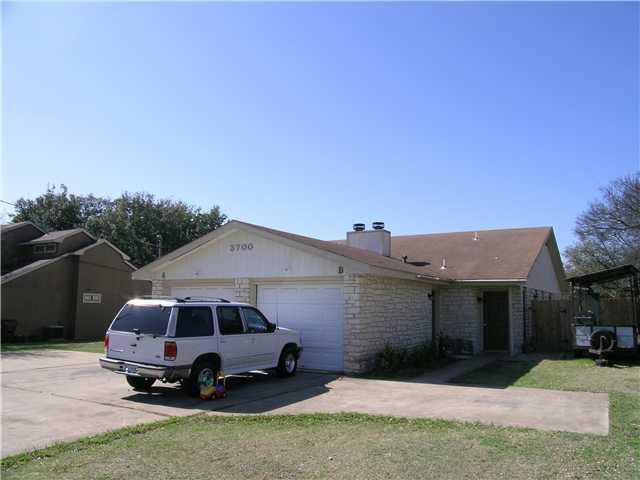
412,354 -> 502,384
1,350 -> 609,456
248,376 -> 609,435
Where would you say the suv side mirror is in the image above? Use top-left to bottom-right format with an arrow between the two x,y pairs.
267,322 -> 277,333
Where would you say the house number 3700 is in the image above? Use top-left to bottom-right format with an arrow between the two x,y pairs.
229,243 -> 254,252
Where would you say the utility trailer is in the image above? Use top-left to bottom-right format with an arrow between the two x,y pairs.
567,265 -> 639,362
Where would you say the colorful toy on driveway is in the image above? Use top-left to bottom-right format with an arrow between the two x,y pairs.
199,369 -> 216,400
199,371 -> 227,400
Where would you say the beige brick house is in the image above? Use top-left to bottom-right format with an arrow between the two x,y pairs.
133,220 -> 565,373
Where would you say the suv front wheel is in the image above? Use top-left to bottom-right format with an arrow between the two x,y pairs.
277,347 -> 298,377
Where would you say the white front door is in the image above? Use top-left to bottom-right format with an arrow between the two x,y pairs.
257,284 -> 344,372
171,285 -> 237,302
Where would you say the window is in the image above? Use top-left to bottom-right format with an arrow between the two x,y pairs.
175,307 -> 214,337
242,308 -> 270,333
34,244 -> 56,255
217,307 -> 245,335
111,304 -> 171,335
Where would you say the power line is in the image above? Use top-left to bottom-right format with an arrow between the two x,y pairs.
0,200 -> 15,207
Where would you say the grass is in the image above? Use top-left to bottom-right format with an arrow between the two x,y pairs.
2,357 -> 639,479
0,340 -> 103,353
451,356 -> 640,395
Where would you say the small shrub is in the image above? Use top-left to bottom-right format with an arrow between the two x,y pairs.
375,343 -> 409,372
408,342 -> 434,368
374,342 -> 434,373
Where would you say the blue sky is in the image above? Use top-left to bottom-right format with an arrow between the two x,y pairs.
2,2 -> 638,252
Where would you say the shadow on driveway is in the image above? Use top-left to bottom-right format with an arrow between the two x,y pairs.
122,371 -> 337,414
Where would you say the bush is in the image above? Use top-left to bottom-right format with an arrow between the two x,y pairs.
408,342 -> 433,369
373,342 -> 434,373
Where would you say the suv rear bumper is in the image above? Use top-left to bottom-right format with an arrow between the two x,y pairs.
99,357 -> 189,380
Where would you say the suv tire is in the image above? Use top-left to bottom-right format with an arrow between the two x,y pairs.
126,376 -> 156,391
185,358 -> 219,397
277,346 -> 298,378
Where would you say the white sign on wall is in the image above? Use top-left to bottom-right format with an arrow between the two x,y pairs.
82,293 -> 102,304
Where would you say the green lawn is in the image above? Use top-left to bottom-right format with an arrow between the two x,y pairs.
2,357 -> 639,479
451,356 -> 640,395
0,340 -> 103,354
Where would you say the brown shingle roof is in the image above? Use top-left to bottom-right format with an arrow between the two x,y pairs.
137,221 -> 558,284
19,228 -> 94,245
381,227 -> 553,281
1,221 -> 45,235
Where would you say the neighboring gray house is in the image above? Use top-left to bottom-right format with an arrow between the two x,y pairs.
1,223 -> 150,340
133,220 -> 566,373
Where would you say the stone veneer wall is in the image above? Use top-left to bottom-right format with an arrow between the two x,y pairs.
437,286 -> 483,353
343,274 -> 432,373
233,278 -> 253,304
151,279 -> 166,296
510,286 -> 524,354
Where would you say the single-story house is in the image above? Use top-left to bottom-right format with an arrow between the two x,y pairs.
133,220 -> 566,373
1,222 -> 150,340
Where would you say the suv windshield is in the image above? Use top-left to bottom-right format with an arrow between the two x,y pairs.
110,304 -> 171,335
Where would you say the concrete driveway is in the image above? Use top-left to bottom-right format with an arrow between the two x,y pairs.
1,350 -> 609,457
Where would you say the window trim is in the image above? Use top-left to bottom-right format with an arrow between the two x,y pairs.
215,306 -> 246,336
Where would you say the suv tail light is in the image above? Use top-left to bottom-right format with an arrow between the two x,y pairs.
164,341 -> 177,361
104,334 -> 109,353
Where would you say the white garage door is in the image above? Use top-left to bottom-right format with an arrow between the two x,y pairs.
257,284 -> 344,372
171,285 -> 237,302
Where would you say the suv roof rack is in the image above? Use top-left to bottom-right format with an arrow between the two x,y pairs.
136,295 -> 232,303
183,296 -> 231,303
137,295 -> 185,302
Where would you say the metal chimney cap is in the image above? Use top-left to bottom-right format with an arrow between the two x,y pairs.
353,223 -> 366,232
372,222 -> 385,230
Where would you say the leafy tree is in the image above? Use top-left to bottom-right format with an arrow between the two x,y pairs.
12,185 -> 108,231
11,187 -> 226,267
564,172 -> 640,275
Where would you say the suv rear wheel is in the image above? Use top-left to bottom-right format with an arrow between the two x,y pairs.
185,358 -> 219,397
277,346 -> 298,378
126,376 -> 156,391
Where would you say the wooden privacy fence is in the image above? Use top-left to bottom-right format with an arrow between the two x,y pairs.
531,300 -> 574,352
530,298 -> 638,352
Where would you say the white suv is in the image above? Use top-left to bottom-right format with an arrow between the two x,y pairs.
99,297 -> 302,396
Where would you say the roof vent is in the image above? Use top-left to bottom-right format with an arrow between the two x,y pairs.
440,257 -> 447,270
353,223 -> 365,232
473,232 -> 479,241
372,221 -> 385,230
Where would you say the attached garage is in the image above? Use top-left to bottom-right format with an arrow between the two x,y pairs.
257,284 -> 344,371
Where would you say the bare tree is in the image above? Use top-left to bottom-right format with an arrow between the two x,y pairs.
565,172 -> 640,275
